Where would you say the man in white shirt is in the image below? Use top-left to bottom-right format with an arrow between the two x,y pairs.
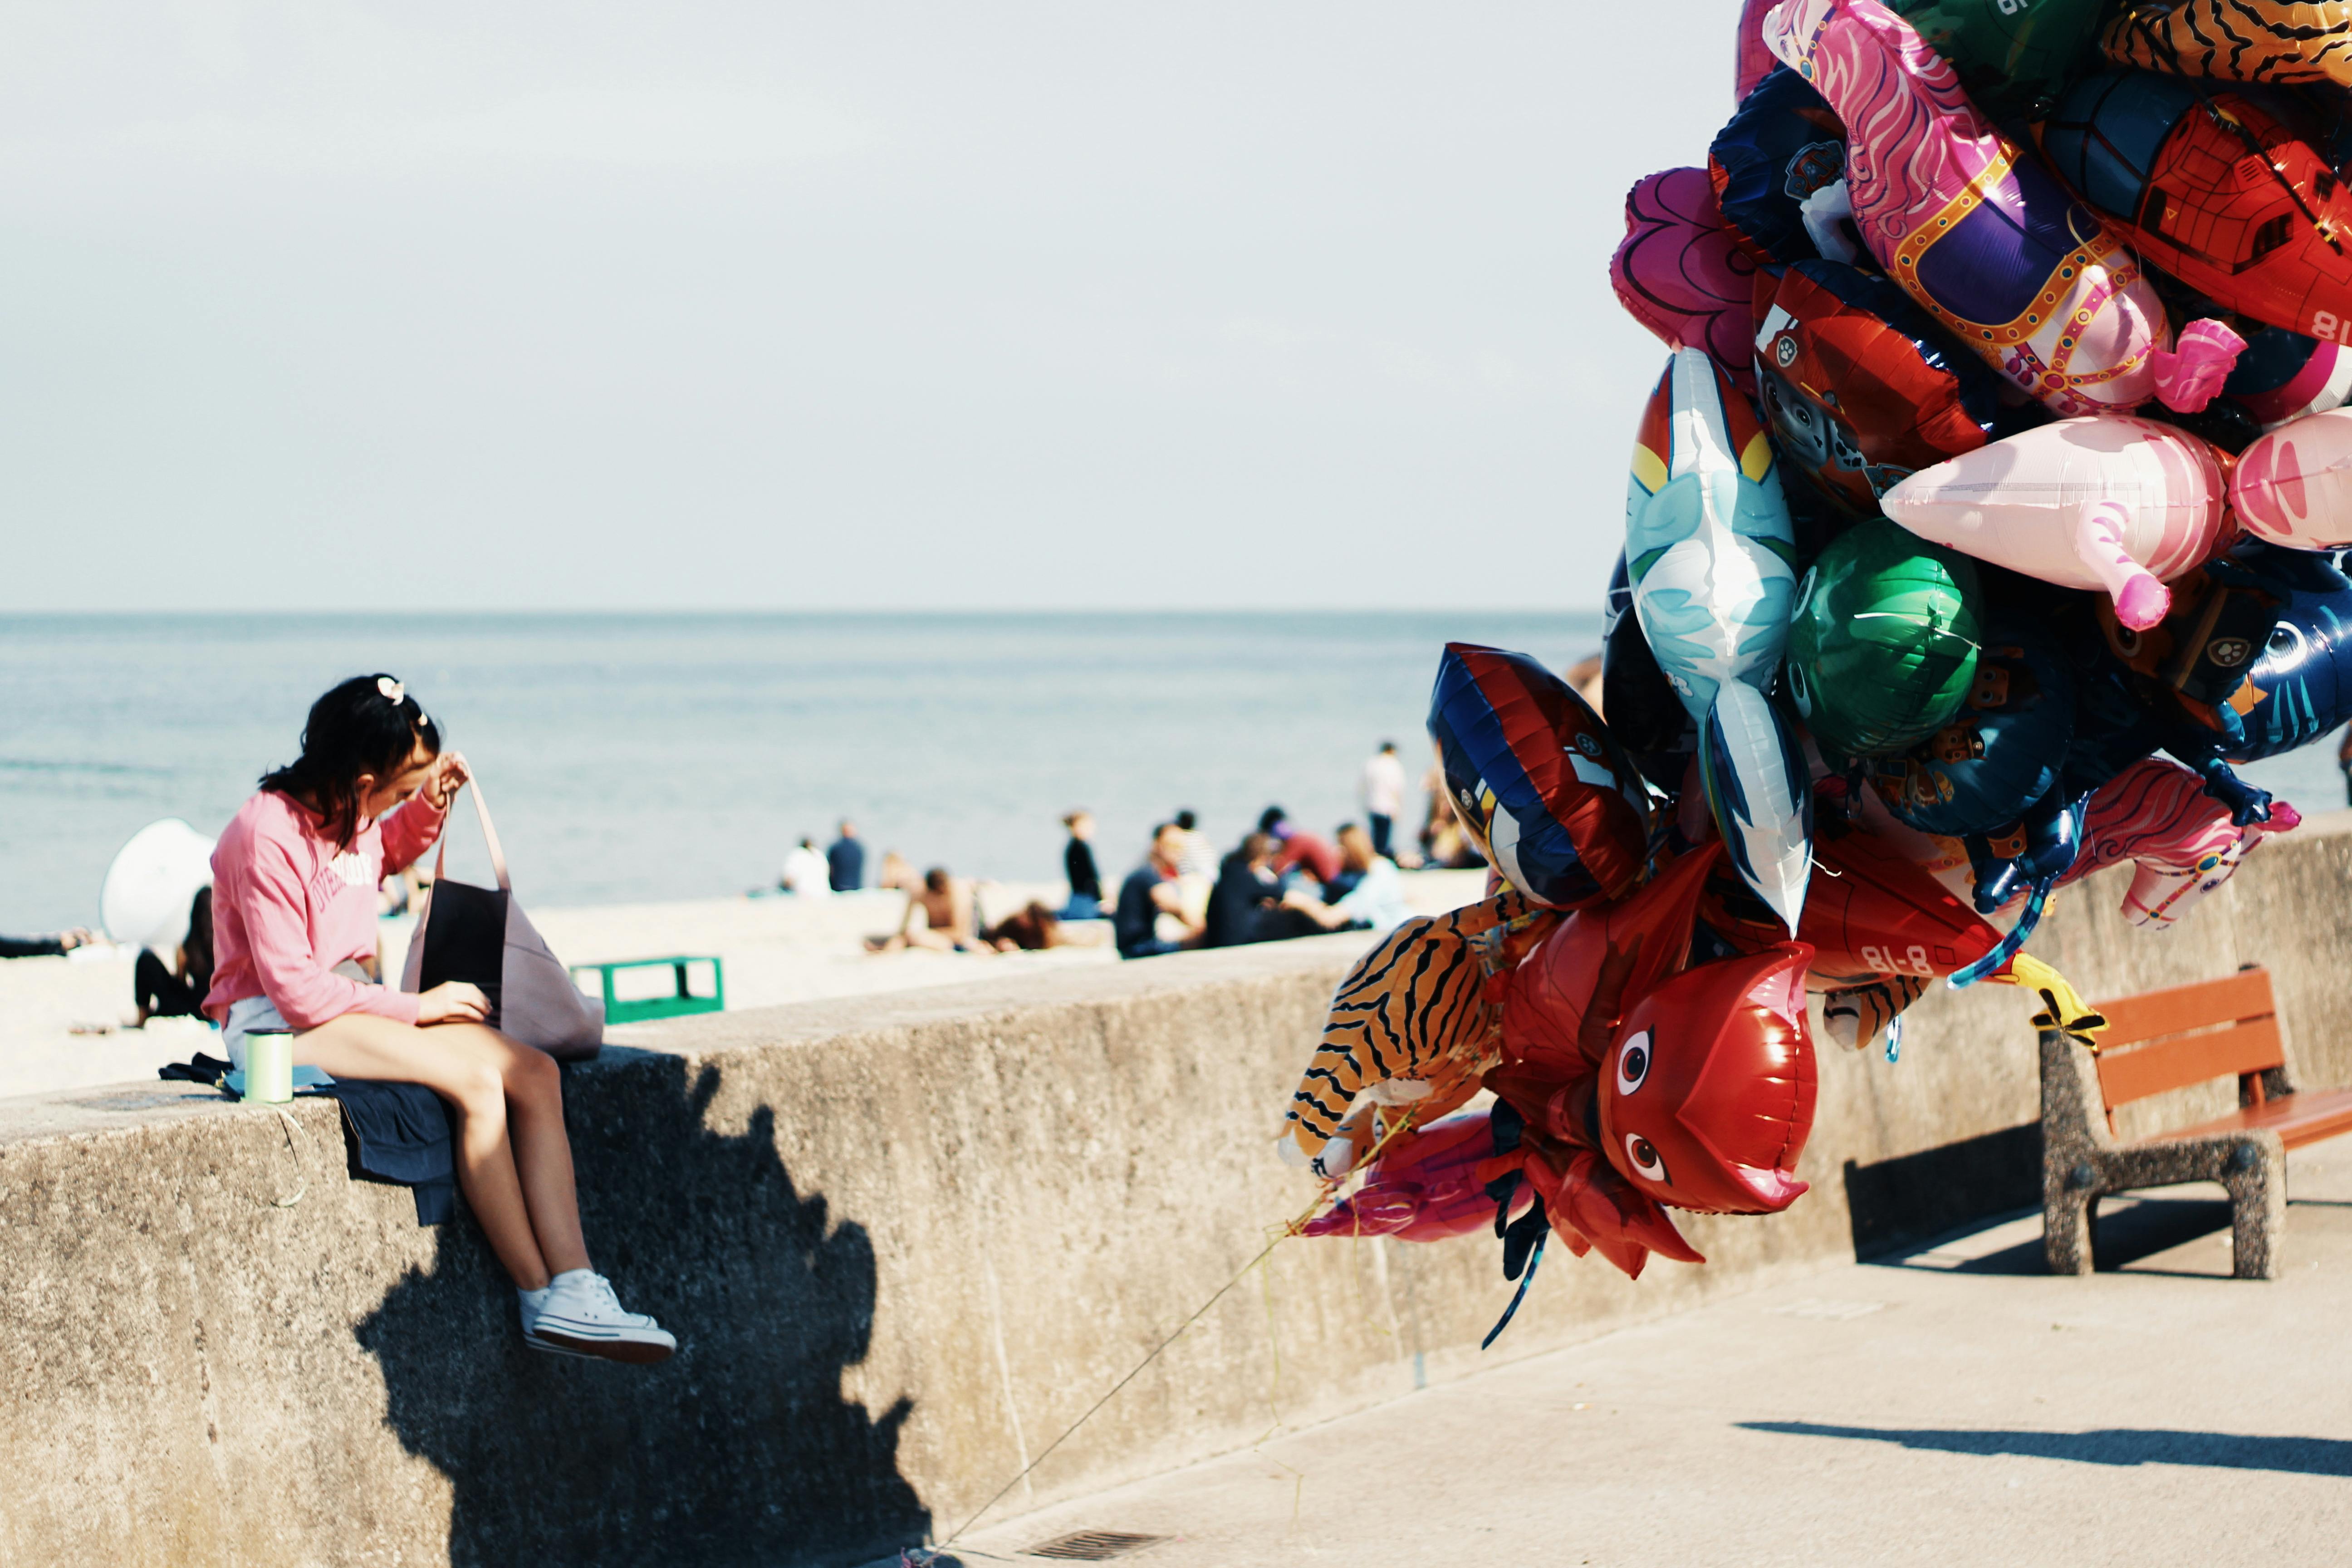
1360,741 -> 1408,860
780,837 -> 831,896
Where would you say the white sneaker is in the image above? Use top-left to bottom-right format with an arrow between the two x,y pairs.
523,1270 -> 677,1364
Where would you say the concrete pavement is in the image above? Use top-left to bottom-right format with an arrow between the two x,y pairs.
941,1147 -> 2352,1568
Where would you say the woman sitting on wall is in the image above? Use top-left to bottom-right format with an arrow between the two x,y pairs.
206,674 -> 675,1364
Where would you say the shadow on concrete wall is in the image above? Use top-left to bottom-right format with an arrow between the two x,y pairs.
1841,1123 -> 2042,1258
355,1054 -> 929,1568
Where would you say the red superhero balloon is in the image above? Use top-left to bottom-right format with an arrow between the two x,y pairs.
1598,944 -> 1815,1215
1484,843 -> 1822,1275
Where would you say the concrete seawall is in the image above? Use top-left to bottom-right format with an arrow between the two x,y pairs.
5,820 -> 2348,1566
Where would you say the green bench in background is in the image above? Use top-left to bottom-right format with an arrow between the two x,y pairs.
570,956 -> 725,1024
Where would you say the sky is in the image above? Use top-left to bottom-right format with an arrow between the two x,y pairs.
0,2 -> 1749,611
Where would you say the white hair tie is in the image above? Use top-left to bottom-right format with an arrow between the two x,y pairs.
377,676 -> 405,704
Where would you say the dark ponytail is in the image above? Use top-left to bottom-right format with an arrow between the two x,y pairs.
260,674 -> 442,850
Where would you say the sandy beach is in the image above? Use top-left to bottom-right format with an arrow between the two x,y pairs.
0,869 -> 1488,1101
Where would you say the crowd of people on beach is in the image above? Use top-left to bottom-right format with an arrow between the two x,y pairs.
767,739 -> 1491,962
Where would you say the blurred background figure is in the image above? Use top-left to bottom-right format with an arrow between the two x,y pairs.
826,820 -> 866,892
869,867 -> 988,953
1169,808 -> 1214,929
1361,740 -> 1406,860
982,900 -> 1067,952
1169,809 -> 1214,876
1058,810 -> 1102,920
1259,805 -> 1340,889
0,926 -> 97,959
1286,822 -> 1411,936
1115,823 -> 1202,959
877,851 -> 918,893
1205,832 -> 1326,946
780,836 -> 830,896
132,887 -> 214,1027
1417,765 -> 1483,870
1565,652 -> 1605,714
1205,833 -> 1283,947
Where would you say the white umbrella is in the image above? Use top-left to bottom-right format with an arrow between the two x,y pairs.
100,819 -> 216,952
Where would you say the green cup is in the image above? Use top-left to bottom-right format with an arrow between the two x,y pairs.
244,1030 -> 295,1105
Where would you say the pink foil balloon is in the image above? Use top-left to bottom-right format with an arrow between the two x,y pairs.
1610,168 -> 1761,397
2058,758 -> 2299,928
2234,407 -> 2352,552
1299,1109 -> 1525,1244
1880,416 -> 2231,630
1760,0 -> 2237,417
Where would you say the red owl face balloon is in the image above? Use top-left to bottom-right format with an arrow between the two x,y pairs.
1596,942 -> 1817,1215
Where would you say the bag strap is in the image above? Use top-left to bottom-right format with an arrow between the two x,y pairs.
427,774 -> 512,893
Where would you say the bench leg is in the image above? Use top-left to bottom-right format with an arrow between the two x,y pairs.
2225,1142 -> 2286,1281
2043,1186 -> 2094,1277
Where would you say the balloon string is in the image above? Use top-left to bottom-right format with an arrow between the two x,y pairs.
1947,878 -> 2053,990
918,1106 -> 1427,1557
1479,1230 -> 1548,1350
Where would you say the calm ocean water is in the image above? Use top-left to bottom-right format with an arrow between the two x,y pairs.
6,609 -> 2337,935
0,611 -> 1605,931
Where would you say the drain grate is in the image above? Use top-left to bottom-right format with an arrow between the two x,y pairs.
1025,1531 -> 1168,1561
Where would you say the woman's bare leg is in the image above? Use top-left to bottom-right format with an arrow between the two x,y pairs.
292,1012 -> 590,1289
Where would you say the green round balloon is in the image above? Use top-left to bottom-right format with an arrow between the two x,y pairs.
1785,519 -> 1982,759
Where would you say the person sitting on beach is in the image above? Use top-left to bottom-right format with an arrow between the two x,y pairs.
0,926 -> 97,959
868,867 -> 989,953
1258,806 -> 1342,890
780,836 -> 830,896
207,673 -> 674,1363
1058,810 -> 1103,920
877,850 -> 918,893
1170,809 -> 1215,879
1114,823 -> 1204,959
131,886 -> 214,1026
1361,741 -> 1407,861
1203,833 -> 1320,947
1282,822 -> 1413,936
826,820 -> 866,892
983,900 -> 1066,952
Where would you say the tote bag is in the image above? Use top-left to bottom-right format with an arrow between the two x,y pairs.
398,776 -> 604,1060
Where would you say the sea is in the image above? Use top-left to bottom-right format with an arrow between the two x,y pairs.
5,609 -> 2338,935
0,611 -> 1603,931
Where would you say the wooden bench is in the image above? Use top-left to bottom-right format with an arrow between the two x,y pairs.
2040,966 -> 2352,1279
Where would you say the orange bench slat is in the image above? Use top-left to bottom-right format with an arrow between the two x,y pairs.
2092,969 -> 2275,1051
2137,1088 -> 2352,1151
2096,1017 -> 2286,1110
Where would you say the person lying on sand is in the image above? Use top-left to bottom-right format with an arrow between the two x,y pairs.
0,926 -> 97,959
867,866 -> 990,954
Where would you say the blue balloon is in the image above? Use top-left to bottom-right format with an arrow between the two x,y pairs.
1429,643 -> 1654,909
2107,542 -> 2352,825
1708,66 -> 1849,268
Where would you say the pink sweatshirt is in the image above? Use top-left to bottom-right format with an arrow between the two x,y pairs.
204,788 -> 446,1030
